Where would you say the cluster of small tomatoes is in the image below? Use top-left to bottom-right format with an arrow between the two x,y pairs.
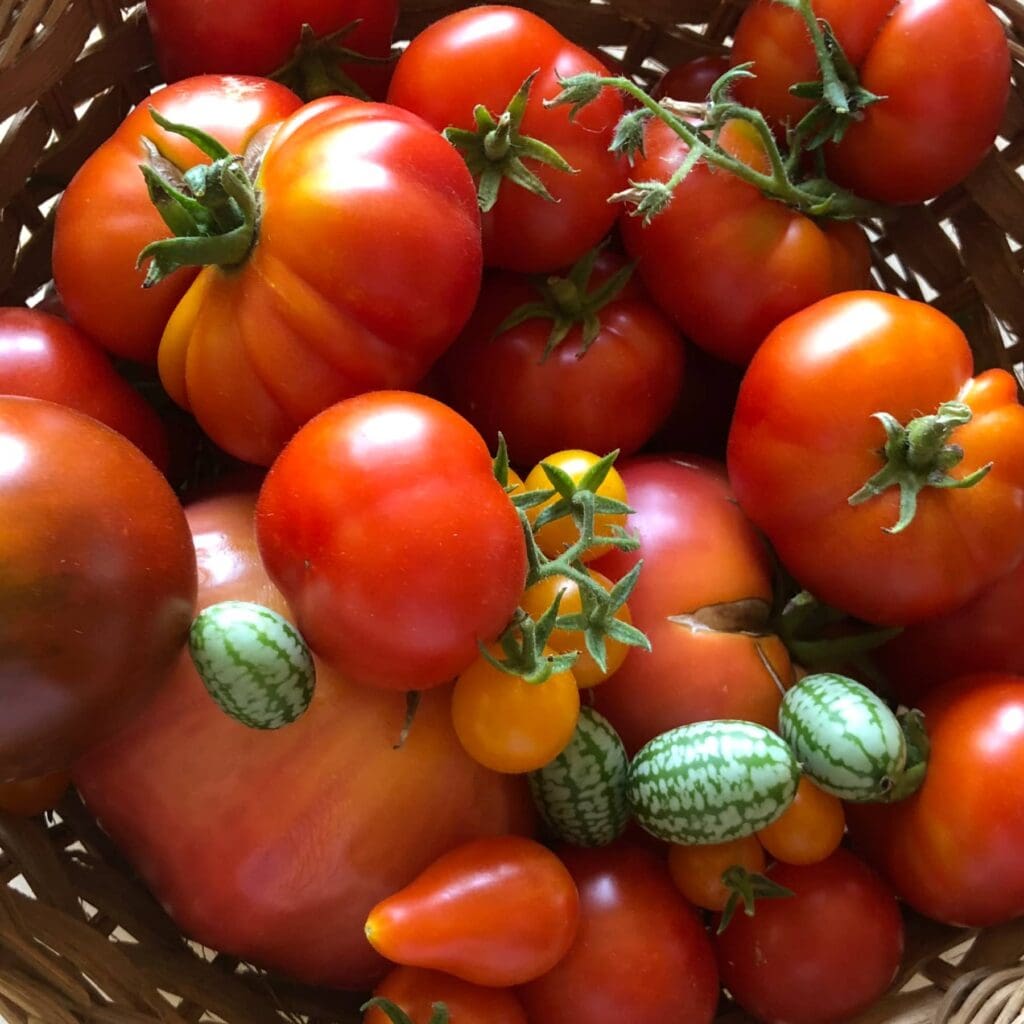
0,0 -> 1022,1022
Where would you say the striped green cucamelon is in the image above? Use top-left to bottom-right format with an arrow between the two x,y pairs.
779,673 -> 906,802
528,707 -> 630,847
628,720 -> 800,845
189,601 -> 315,730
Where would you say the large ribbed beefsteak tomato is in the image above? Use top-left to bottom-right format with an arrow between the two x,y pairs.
72,489 -> 533,988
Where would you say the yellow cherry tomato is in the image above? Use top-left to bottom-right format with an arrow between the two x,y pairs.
524,450 -> 628,562
757,775 -> 846,866
668,836 -> 766,912
451,652 -> 580,774
519,570 -> 633,688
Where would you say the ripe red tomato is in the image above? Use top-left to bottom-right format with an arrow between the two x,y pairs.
877,559 -> 1024,704
365,967 -> 528,1024
366,836 -> 579,987
731,0 -> 1011,203
156,96 -> 483,465
592,457 -> 793,754
146,0 -> 397,100
519,844 -> 719,1024
848,673 -> 1024,927
620,117 -> 871,365
0,308 -> 168,469
52,76 -> 302,364
653,55 -> 731,102
387,6 -> 626,272
438,252 -> 685,466
73,488 -> 533,988
256,393 -> 526,692
0,398 -> 196,780
0,770 -> 70,817
714,850 -> 904,1024
727,291 -> 1024,626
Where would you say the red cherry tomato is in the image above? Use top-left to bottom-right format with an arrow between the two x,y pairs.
365,836 -> 579,987
256,392 -> 526,692
387,6 -> 626,272
365,967 -> 528,1024
653,55 -> 731,102
0,308 -> 168,469
519,843 -> 719,1024
714,850 -> 904,1024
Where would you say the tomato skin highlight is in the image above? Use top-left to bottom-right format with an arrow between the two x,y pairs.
365,836 -> 579,988
256,392 -> 526,693
387,6 -> 627,272
714,850 -> 904,1024
160,97 -> 484,466
73,488 -> 533,989
519,843 -> 719,1024
365,967 -> 528,1024
0,397 -> 197,780
732,0 -> 1011,203
0,308 -> 169,470
727,291 -> 1024,626
52,76 -> 303,364
848,673 -> 1024,927
620,118 -> 871,365
146,0 -> 398,100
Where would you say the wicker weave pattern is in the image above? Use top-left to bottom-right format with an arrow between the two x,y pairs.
2,1 -> 1024,1021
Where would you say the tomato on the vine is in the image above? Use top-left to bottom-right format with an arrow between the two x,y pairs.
256,392 -> 526,692
519,844 -> 719,1024
653,55 -> 731,102
364,967 -> 527,1024
757,776 -> 845,866
619,117 -> 871,365
714,850 -> 904,1024
728,292 -> 1024,626
387,6 -> 626,272
731,0 -> 1011,203
365,836 -> 579,987
52,76 -> 303,364
438,251 -> 685,467
848,672 -> 1024,927
524,450 -> 629,563
519,570 -> 632,688
451,652 -> 580,773
668,836 -> 766,913
0,308 -> 168,470
146,0 -> 398,100
0,398 -> 196,780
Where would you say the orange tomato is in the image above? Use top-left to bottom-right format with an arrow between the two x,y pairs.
365,967 -> 528,1023
758,776 -> 846,866
667,836 -> 766,912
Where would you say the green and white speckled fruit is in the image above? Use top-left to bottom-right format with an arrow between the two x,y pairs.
528,707 -> 629,847
628,720 -> 799,845
189,601 -> 315,730
779,673 -> 906,802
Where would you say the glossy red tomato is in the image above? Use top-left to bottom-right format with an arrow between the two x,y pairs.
848,673 -> 1024,927
365,967 -> 528,1024
156,96 -> 483,465
519,844 -> 719,1024
0,398 -> 196,780
52,76 -> 302,364
438,252 -> 686,466
714,850 -> 904,1024
256,393 -> 526,691
592,457 -> 793,754
653,55 -> 731,102
73,488 -> 533,988
366,836 -> 579,987
146,0 -> 397,100
387,6 -> 626,272
731,0 -> 1011,203
0,308 -> 168,469
620,118 -> 871,365
728,292 -> 1024,626
877,559 -> 1024,704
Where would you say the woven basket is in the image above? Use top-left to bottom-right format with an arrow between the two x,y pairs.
2,1 -> 1024,1022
